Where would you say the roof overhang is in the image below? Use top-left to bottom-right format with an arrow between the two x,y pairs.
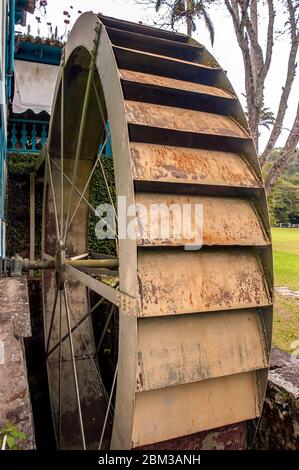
13,60 -> 59,115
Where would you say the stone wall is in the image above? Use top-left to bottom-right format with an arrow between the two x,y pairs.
0,276 -> 35,449
256,347 -> 299,449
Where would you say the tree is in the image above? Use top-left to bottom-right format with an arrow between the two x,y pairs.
137,1 -> 216,43
224,0 -> 299,193
265,149 -> 299,224
138,0 -> 299,194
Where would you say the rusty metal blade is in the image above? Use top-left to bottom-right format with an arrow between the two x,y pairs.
137,248 -> 271,317
130,143 -> 261,188
120,69 -> 234,99
135,193 -> 269,247
99,14 -> 189,43
132,371 -> 260,447
107,27 -> 202,62
125,101 -> 248,138
114,46 -> 221,87
137,309 -> 268,392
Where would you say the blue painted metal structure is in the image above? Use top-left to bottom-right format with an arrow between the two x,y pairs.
0,105 -> 7,260
8,118 -> 49,153
1,0 -> 32,261
1,0 -> 12,260
15,39 -> 62,65
0,3 -> 112,265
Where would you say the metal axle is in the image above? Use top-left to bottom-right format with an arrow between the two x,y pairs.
8,254 -> 119,277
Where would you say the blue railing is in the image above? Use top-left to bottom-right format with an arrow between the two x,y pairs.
7,118 -> 112,156
7,118 -> 49,153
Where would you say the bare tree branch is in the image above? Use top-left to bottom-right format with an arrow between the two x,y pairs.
265,101 -> 299,193
226,0 -> 299,188
260,0 -> 299,166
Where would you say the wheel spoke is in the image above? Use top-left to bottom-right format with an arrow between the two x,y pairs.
67,297 -> 114,413
96,304 -> 114,354
98,156 -> 117,221
98,361 -> 118,450
66,135 -> 109,233
92,76 -> 118,255
46,288 -> 59,355
49,157 -> 117,238
46,152 -> 61,240
64,32 -> 101,245
47,297 -> 105,358
43,253 -> 55,261
97,156 -> 119,257
92,76 -> 106,128
69,253 -> 89,261
65,264 -> 118,305
64,284 -> 86,450
60,52 -> 65,240
91,78 -> 115,213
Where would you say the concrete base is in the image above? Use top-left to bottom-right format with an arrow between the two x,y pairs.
0,276 -> 35,449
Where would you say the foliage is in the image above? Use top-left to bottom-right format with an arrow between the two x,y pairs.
265,150 -> 299,224
268,177 -> 299,224
7,153 -> 37,175
88,158 -> 117,257
6,154 -> 42,258
138,0 -> 216,42
0,423 -> 27,450
224,0 -> 299,193
6,154 -> 116,260
259,107 -> 276,131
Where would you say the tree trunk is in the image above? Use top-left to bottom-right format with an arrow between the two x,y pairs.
186,0 -> 193,36
265,103 -> 299,194
187,16 -> 192,36
225,0 -> 299,193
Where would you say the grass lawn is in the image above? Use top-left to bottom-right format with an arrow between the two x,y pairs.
271,228 -> 299,353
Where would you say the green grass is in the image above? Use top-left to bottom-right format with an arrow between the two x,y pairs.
272,228 -> 299,290
272,296 -> 299,354
271,227 -> 299,256
273,252 -> 299,290
271,228 -> 299,353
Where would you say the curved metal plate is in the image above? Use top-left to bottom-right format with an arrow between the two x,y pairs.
137,248 -> 271,317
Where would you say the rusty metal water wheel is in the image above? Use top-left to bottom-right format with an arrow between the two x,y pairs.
42,13 -> 273,450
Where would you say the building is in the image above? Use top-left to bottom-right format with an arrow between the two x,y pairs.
1,0 -> 38,268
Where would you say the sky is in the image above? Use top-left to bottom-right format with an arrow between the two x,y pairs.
16,0 -> 299,152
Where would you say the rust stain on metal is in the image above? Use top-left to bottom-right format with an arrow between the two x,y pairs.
132,371 -> 260,447
130,143 -> 260,187
125,100 -> 248,138
136,309 -> 268,392
119,69 -> 234,99
137,249 -> 271,317
135,193 -> 269,247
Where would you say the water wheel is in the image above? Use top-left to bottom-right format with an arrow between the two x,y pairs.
42,12 -> 273,450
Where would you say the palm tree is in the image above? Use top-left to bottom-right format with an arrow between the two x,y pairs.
259,107 -> 275,131
155,0 -> 215,44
